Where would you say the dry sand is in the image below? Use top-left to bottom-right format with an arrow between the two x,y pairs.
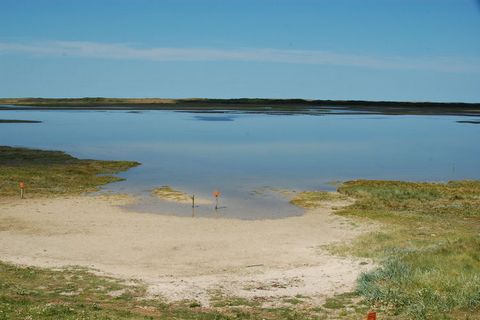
0,194 -> 373,306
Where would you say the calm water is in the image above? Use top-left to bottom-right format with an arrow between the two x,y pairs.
1,108 -> 479,219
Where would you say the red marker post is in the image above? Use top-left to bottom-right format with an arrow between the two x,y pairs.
212,190 -> 221,210
366,311 -> 376,320
19,181 -> 25,199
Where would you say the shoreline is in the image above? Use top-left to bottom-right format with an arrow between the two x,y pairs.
1,97 -> 480,116
0,193 -> 373,306
1,179 -> 479,318
2,145 -> 478,317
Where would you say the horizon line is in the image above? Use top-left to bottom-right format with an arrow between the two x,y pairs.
1,96 -> 479,105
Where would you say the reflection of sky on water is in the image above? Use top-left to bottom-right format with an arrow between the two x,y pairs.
0,109 -> 479,219
193,115 -> 236,122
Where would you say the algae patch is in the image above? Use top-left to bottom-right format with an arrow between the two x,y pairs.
152,186 -> 211,205
290,191 -> 350,209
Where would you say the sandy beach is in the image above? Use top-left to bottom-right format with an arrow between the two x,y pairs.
0,194 -> 372,306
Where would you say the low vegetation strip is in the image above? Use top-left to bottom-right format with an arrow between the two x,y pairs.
0,146 -> 139,197
0,262 -> 225,320
0,261 -> 363,320
2,98 -> 480,116
0,119 -> 42,123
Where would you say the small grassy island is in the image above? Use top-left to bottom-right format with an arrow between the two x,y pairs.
0,146 -> 139,197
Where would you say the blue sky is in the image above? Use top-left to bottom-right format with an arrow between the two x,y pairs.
1,0 -> 479,102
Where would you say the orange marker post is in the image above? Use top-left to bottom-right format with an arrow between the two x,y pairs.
19,181 -> 25,199
366,311 -> 376,320
212,190 -> 221,210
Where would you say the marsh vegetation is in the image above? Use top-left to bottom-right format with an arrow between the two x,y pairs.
0,146 -> 139,197
287,180 -> 480,319
314,180 -> 480,319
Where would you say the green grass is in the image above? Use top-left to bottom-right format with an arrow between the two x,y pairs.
322,292 -> 369,314
209,291 -> 260,308
0,146 -> 139,197
330,180 -> 480,319
0,261 -> 237,319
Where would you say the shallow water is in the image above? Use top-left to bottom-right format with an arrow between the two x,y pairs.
0,108 -> 479,219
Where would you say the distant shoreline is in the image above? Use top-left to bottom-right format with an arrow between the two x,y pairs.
1,97 -> 480,116
0,119 -> 42,123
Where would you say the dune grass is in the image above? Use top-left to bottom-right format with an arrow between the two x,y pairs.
0,146 -> 139,197
328,180 -> 480,319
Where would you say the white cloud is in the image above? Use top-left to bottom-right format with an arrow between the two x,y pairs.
0,40 -> 479,73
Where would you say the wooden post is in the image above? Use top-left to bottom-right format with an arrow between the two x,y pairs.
19,181 -> 25,199
212,190 -> 221,210
191,194 -> 195,208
